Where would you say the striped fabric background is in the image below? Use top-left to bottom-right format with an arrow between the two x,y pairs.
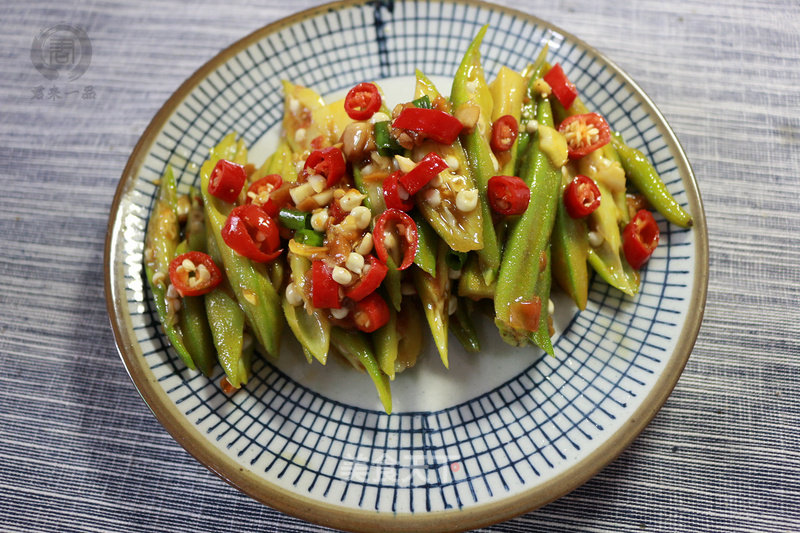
1,0 -> 797,532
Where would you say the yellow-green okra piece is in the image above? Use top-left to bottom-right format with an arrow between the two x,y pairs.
494,98 -> 562,354
412,239 -> 450,368
143,165 -> 196,371
413,70 -> 484,253
451,26 -> 501,282
458,253 -> 495,300
330,327 -> 392,414
489,66 -> 526,176
200,133 -> 283,357
204,229 -> 249,388
586,178 -> 640,296
283,252 -> 330,365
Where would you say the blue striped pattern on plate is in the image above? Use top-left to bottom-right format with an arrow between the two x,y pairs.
110,0 -> 701,524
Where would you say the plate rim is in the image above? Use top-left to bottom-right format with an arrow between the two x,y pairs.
104,0 -> 709,531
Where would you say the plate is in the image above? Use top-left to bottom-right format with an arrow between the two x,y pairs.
104,1 -> 708,531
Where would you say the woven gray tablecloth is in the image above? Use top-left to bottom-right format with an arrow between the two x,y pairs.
2,0 -> 798,531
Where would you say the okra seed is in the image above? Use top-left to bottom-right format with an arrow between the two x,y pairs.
285,282 -> 303,306
351,206 -> 372,230
346,252 -> 365,274
330,307 -> 349,319
310,209 -> 329,232
356,233 -> 373,255
332,266 -> 353,285
455,188 -> 479,212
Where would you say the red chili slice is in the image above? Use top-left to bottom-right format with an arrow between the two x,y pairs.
345,255 -> 388,302
245,174 -> 283,217
353,292 -> 390,333
208,159 -> 247,203
563,174 -> 602,218
382,171 -> 414,211
311,260 -> 341,309
398,152 -> 449,196
487,175 -> 530,216
508,297 -> 542,332
392,107 -> 463,145
490,115 -> 519,152
344,82 -> 382,121
543,63 -> 578,110
558,112 -> 611,159
373,209 -> 418,271
168,251 -> 222,297
622,209 -> 660,269
221,204 -> 282,262
303,146 -> 346,187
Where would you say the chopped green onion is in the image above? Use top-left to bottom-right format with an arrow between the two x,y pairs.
294,228 -> 325,247
411,95 -> 432,109
374,121 -> 403,157
279,208 -> 310,230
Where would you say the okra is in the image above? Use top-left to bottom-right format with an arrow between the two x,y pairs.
495,98 -> 561,351
204,223 -> 249,387
551,168 -> 590,310
413,70 -> 484,253
458,253 -> 495,300
412,209 -> 438,277
611,132 -> 693,228
450,27 -> 501,280
412,240 -> 450,368
330,327 -> 392,414
283,252 -> 330,365
451,298 -> 481,353
200,133 -> 283,357
489,66 -> 526,176
143,166 -> 197,371
352,165 -> 403,311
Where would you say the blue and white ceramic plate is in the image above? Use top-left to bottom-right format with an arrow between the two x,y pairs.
105,1 -> 708,531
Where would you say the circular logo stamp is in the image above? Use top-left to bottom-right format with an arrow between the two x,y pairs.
30,23 -> 92,81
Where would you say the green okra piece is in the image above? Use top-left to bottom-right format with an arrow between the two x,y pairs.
451,298 -> 481,353
412,240 -> 450,368
352,165 -> 402,311
611,132 -> 693,228
451,26 -> 501,281
458,253 -> 495,300
204,225 -> 248,388
529,245 -> 554,356
143,166 -> 197,371
330,327 -> 392,414
283,252 -> 330,365
374,121 -> 404,157
515,46 -> 549,177
551,171 -> 590,310
494,98 -> 561,349
174,238 -> 216,376
201,133 -> 283,357
374,305 -> 399,380
412,209 -> 437,277
413,70 -> 484,253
